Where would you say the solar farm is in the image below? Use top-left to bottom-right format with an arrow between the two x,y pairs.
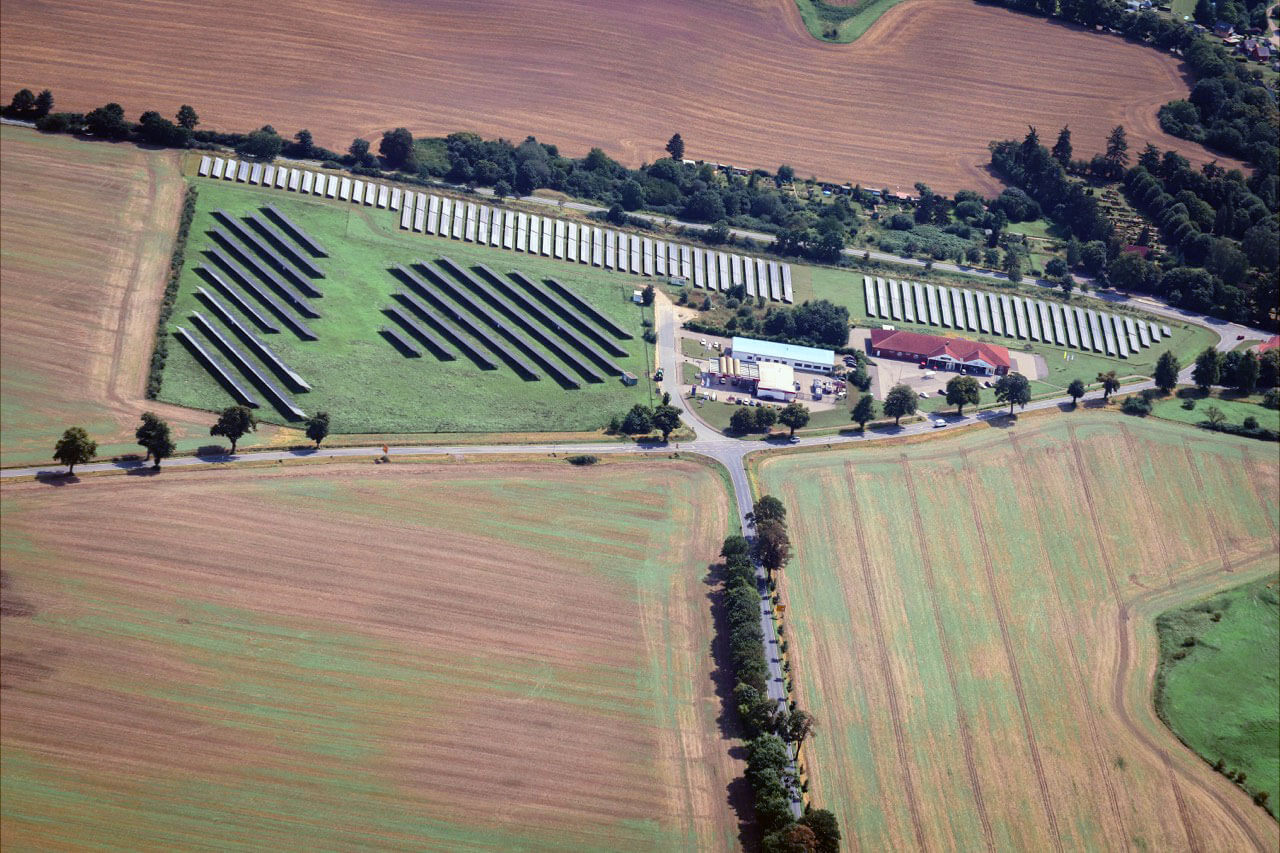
863,274 -> 1169,359
200,156 -> 795,302
159,163 -> 657,434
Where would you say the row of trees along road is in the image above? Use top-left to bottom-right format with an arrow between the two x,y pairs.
51,407 -> 333,475
718,496 -> 842,852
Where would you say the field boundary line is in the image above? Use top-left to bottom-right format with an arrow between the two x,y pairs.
841,462 -> 929,851
958,450 -> 1065,853
899,456 -> 995,851
1008,433 -> 1130,842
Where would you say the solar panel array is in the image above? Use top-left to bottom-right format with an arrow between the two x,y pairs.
382,256 -> 635,390
861,275 -> 1167,358
174,200 -> 344,418
347,186 -> 795,301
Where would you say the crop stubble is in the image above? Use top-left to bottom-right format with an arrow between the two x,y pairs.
0,126 -> 289,465
0,0 -> 1231,195
760,413 -> 1279,852
0,461 -> 738,851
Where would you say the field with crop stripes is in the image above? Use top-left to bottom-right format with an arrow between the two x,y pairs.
0,126 -> 290,465
0,460 -> 739,851
756,411 -> 1279,851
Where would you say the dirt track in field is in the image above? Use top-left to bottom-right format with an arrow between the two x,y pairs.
0,461 -> 739,850
760,414 -> 1279,852
0,0 -> 1233,194
0,126 -> 292,465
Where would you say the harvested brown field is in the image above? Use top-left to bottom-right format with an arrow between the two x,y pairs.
0,125 -> 290,466
757,413 -> 1279,851
0,0 -> 1232,194
0,460 -> 740,850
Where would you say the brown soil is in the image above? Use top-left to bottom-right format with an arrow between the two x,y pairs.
0,127 -> 293,466
0,0 -> 1232,194
0,461 -> 740,850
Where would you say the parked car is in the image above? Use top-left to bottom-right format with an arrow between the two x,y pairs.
699,338 -> 707,347
918,391 -> 929,399
653,368 -> 663,381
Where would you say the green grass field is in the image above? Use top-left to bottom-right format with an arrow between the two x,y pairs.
1155,574 -> 1280,817
1150,393 -> 1280,431
157,179 -> 657,434
1,461 -> 739,850
755,412 -> 1280,850
792,0 -> 913,42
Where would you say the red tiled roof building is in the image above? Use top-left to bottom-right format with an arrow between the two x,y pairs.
869,329 -> 1011,376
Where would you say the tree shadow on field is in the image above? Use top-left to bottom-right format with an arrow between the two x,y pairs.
705,561 -> 761,852
33,471 -> 78,487
195,445 -> 233,461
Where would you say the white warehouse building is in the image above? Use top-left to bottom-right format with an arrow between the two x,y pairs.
731,336 -> 834,374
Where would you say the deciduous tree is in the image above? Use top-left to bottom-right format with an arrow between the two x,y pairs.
210,405 -> 257,453
305,411 -> 330,447
1097,370 -> 1120,400
379,127 -> 415,170
850,393 -> 876,428
135,411 -> 174,467
53,426 -> 96,474
751,495 -> 787,525
1067,378 -> 1086,405
945,375 -> 981,415
1205,404 -> 1226,429
651,404 -> 683,441
882,383 -> 917,425
797,809 -> 842,853
754,519 -> 792,583
995,371 -> 1032,414
1192,347 -> 1221,391
175,104 -> 199,130
779,401 -> 810,436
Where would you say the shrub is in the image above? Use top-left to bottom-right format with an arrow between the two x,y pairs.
566,454 -> 598,466
1242,415 -> 1259,430
1122,395 -> 1152,416
146,184 -> 198,398
1181,398 -> 1197,410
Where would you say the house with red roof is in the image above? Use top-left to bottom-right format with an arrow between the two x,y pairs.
1256,335 -> 1279,354
869,329 -> 1011,376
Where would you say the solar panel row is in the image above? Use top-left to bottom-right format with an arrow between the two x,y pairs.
173,327 -> 259,408
214,211 -> 323,297
373,191 -> 794,301
196,287 -> 310,392
206,248 -> 317,340
190,311 -> 306,420
862,278 -> 1158,358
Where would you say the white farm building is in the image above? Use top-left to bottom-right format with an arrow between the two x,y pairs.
731,337 -> 834,374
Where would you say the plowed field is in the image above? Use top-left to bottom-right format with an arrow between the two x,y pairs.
0,125 -> 289,465
0,460 -> 739,850
0,0 -> 1230,194
756,412 -> 1279,851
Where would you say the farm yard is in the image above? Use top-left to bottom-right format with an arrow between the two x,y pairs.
754,412 -> 1280,851
810,264 -> 1219,392
0,460 -> 740,851
0,126 -> 289,466
0,0 -> 1233,195
159,174 -> 660,433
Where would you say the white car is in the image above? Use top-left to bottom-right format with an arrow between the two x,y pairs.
932,419 -> 947,428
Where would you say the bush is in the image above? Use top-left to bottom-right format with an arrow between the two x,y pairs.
1122,395 -> 1152,416
566,454 -> 598,466
1242,415 -> 1259,430
1264,390 -> 1280,410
